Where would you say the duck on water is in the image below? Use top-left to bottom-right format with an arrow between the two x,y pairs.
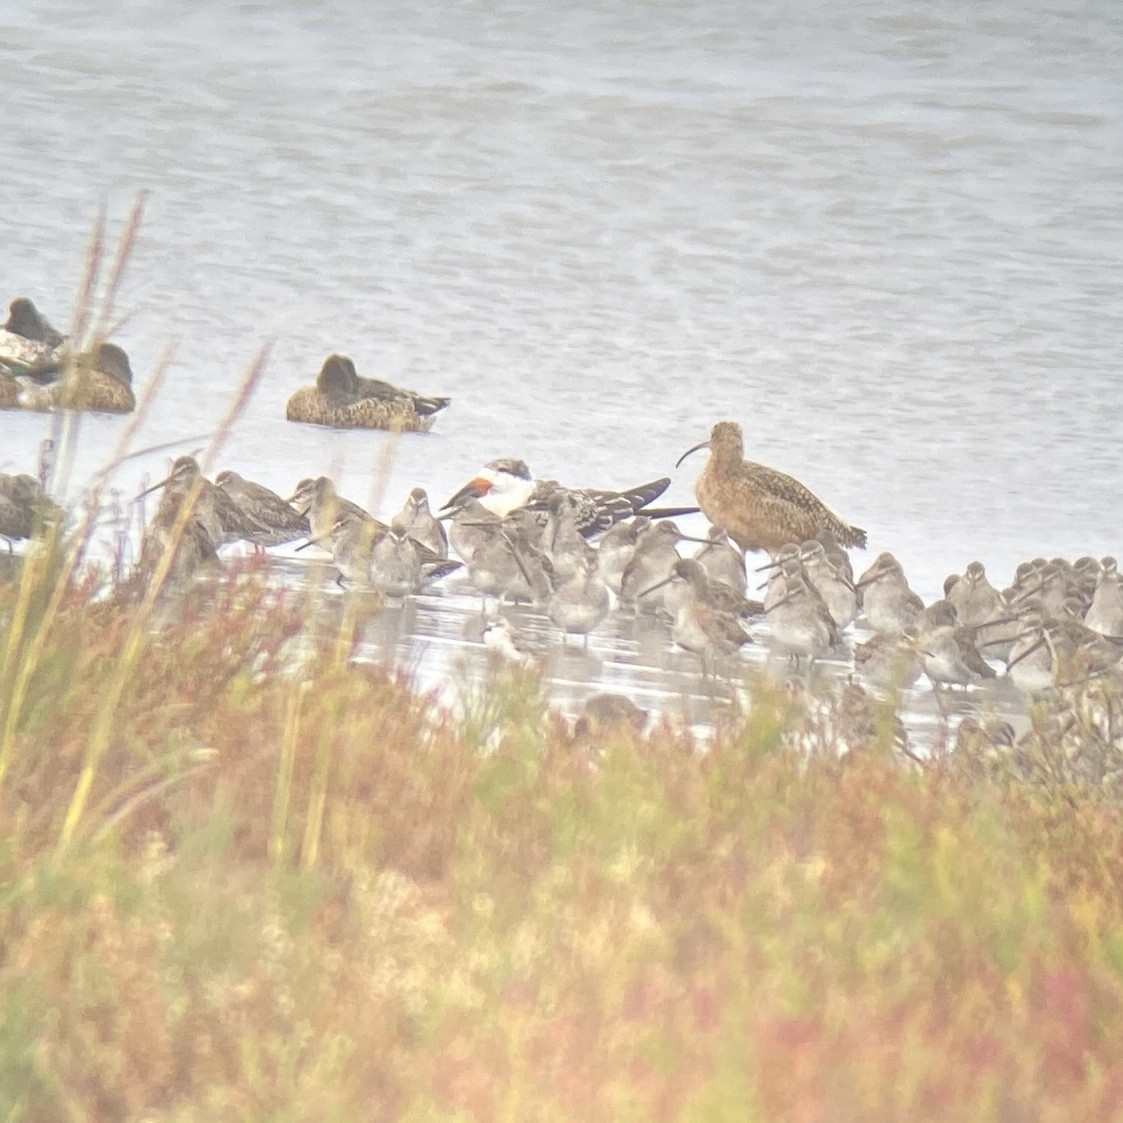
1,297 -> 136,414
285,353 -> 450,432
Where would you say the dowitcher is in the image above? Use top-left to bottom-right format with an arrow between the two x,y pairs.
675,421 -> 866,555
954,717 -> 1017,778
215,470 -> 310,549
856,552 -> 924,635
1003,602 -> 1122,692
759,543 -> 803,612
393,487 -> 448,560
800,538 -> 858,631
618,520 -> 690,613
1071,556 -> 1103,608
541,490 -> 598,582
914,600 -> 997,692
853,632 -> 923,692
1085,557 -> 1123,639
653,563 -> 753,671
595,516 -> 648,596
691,523 -> 747,595
369,515 -> 460,597
1004,609 -> 1058,694
285,353 -> 450,431
15,342 -> 136,413
547,550 -> 610,645
140,456 -> 261,549
764,554 -> 841,671
641,558 -> 764,623
454,506 -> 551,607
289,477 -> 383,544
946,561 -> 1005,629
297,509 -> 386,587
444,496 -> 503,567
442,458 -> 677,535
814,528 -> 855,585
1012,560 -> 1069,619
135,496 -> 221,591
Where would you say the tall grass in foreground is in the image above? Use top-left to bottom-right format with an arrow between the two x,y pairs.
2,560 -> 1123,1120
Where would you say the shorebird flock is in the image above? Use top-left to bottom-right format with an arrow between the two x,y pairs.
4,296 -> 1123,743
4,416 -> 1123,733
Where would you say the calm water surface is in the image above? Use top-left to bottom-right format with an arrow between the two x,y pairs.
2,0 -> 1121,724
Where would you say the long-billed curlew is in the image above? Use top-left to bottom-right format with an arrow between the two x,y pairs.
676,421 -> 866,555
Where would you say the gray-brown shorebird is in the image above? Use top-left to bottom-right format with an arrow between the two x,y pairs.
215,470 -> 310,549
676,421 -> 866,555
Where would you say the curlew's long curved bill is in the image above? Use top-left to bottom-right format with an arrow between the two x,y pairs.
441,477 -> 492,512
674,440 -> 711,470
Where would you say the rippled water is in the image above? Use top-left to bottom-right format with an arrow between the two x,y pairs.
2,0 -> 1121,725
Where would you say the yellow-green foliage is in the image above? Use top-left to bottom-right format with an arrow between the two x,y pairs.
3,560 -> 1123,1122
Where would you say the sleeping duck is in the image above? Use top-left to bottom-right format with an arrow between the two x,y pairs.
285,353 -> 450,432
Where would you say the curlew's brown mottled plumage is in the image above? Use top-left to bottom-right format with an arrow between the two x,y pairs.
676,421 -> 866,555
285,354 -> 449,432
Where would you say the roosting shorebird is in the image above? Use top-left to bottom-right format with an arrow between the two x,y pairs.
676,421 -> 866,555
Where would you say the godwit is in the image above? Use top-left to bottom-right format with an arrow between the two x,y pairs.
675,421 -> 866,555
